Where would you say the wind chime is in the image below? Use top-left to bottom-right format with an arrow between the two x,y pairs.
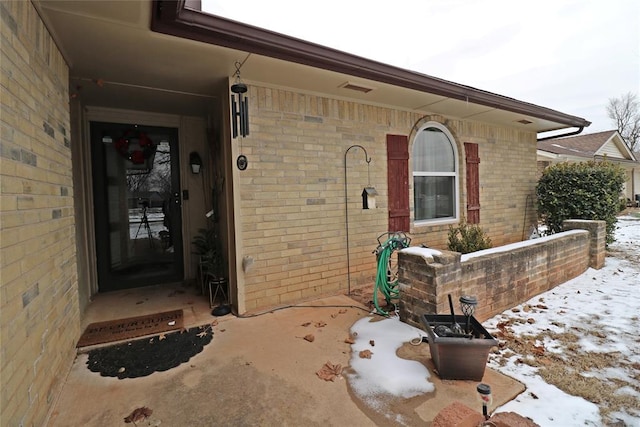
231,61 -> 249,170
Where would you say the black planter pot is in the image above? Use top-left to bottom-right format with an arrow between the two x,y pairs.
420,314 -> 498,381
211,304 -> 231,317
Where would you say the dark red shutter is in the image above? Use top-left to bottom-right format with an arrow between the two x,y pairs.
464,142 -> 480,224
387,134 -> 409,232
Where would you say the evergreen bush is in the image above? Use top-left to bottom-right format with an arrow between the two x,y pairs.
447,221 -> 492,254
536,160 -> 625,245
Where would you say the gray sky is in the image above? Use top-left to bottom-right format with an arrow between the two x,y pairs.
203,0 -> 639,133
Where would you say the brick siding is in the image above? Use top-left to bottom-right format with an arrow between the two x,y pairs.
0,2 -> 80,425
238,85 -> 540,313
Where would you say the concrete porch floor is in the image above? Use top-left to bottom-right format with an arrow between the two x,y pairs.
48,289 -> 525,426
77,282 -> 214,333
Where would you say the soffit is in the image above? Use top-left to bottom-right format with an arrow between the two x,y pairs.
35,0 -> 587,133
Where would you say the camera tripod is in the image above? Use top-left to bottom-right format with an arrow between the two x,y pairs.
134,204 -> 154,248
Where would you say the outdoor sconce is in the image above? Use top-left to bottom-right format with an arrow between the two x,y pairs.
189,151 -> 202,174
231,61 -> 249,139
362,187 -> 378,209
476,383 -> 492,420
459,295 -> 478,334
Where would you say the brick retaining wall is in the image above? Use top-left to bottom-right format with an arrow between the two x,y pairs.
398,220 -> 606,329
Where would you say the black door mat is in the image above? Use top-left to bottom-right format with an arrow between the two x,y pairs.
86,324 -> 213,379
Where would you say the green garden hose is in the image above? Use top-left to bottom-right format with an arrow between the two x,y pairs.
373,232 -> 411,316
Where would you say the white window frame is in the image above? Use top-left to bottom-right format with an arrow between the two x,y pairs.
412,122 -> 460,226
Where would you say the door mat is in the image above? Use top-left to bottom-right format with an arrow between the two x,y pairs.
77,309 -> 184,348
86,324 -> 213,379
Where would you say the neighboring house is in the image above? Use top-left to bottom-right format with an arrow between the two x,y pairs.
537,130 -> 640,204
1,1 -> 592,424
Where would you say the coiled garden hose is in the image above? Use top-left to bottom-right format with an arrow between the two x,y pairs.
373,233 -> 410,316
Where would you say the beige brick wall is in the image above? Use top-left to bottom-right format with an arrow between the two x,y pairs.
1,2 -> 80,425
235,85 -> 539,313
398,220 -> 606,329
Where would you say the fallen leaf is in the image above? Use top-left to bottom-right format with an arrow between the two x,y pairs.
220,329 -> 226,332
339,309 -> 347,314
158,333 -> 166,341
331,313 -> 338,319
304,334 -> 315,342
197,331 -> 208,338
211,319 -> 219,327
118,367 -> 126,373
124,407 -> 152,423
359,350 -> 373,359
301,322 -> 312,327
314,321 -> 327,328
344,336 -> 355,344
369,340 -> 375,347
316,361 -> 342,381
532,345 -> 545,356
526,318 -> 536,324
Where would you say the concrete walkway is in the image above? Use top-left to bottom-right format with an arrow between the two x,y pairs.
47,295 -> 523,426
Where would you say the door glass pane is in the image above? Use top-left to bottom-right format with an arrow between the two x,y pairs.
93,123 -> 183,290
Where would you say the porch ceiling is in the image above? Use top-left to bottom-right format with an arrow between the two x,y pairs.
35,1 -> 585,133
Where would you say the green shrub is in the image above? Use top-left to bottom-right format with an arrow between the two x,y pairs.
447,221 -> 492,254
536,160 -> 625,245
619,197 -> 629,212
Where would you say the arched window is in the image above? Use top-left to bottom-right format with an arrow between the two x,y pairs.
412,124 -> 459,223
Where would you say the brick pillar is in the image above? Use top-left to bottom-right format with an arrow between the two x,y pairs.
563,219 -> 606,269
397,248 -> 461,329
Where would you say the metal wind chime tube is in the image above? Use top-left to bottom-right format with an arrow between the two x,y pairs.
231,61 -> 249,139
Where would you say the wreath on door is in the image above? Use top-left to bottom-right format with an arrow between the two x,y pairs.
114,129 -> 155,164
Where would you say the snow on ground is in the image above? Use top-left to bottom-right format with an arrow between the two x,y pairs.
484,214 -> 640,426
348,213 -> 640,426
348,316 -> 434,409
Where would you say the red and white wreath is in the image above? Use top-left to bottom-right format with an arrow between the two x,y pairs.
114,129 -> 155,164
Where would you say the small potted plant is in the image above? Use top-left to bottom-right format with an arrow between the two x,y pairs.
192,228 -> 230,315
192,227 -> 223,279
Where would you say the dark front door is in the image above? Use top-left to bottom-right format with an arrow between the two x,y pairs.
91,122 -> 184,291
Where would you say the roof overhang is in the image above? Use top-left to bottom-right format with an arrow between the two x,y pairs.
35,0 -> 591,133
152,0 -> 591,133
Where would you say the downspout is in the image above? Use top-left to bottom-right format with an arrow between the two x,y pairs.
537,126 -> 584,142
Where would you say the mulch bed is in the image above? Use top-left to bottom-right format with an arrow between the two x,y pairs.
86,324 -> 213,379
